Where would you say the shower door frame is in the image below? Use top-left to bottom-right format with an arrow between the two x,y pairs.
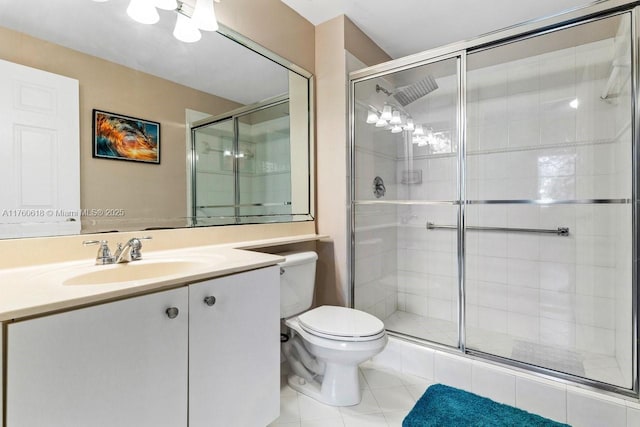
348,0 -> 640,398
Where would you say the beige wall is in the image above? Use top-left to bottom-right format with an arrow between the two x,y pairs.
315,16 -> 391,307
344,17 -> 392,68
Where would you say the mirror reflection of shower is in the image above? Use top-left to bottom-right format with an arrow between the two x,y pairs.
191,96 -> 294,226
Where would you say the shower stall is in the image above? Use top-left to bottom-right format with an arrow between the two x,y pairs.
191,97 -> 293,225
349,1 -> 637,396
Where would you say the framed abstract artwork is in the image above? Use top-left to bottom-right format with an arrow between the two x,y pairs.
92,109 -> 160,164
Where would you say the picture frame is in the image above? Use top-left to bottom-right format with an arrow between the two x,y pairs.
92,109 -> 160,164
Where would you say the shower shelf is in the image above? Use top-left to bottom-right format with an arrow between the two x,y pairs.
426,222 -> 569,236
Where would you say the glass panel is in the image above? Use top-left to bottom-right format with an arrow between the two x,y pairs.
193,119 -> 236,225
352,56 -> 461,348
237,102 -> 293,219
465,13 -> 633,388
353,58 -> 459,202
353,203 -> 459,347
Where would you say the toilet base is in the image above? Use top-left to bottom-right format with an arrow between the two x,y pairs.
287,360 -> 363,407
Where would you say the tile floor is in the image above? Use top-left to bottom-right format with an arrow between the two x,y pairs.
269,362 -> 433,427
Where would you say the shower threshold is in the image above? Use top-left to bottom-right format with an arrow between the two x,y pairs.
383,310 -> 627,388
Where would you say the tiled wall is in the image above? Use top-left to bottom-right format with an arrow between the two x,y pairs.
372,337 -> 640,427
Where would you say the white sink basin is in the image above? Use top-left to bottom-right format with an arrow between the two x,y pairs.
63,260 -> 213,286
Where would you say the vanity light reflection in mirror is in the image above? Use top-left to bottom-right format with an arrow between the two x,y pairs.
0,0 -> 313,239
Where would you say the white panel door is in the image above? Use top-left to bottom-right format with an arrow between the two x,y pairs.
0,59 -> 80,238
6,288 -> 189,427
189,266 -> 281,427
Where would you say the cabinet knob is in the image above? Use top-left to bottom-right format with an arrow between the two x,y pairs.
204,296 -> 216,306
166,307 -> 179,319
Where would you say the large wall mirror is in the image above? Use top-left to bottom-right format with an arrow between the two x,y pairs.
0,0 -> 314,239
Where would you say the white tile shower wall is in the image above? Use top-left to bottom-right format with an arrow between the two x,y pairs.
461,37 -> 632,369
371,337 -> 639,427
396,204 -> 458,323
353,202 -> 398,320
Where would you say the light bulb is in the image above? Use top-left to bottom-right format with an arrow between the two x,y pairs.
173,13 -> 202,42
569,98 -> 579,109
391,124 -> 403,133
375,118 -> 387,128
366,109 -> 379,124
154,0 -> 177,10
390,110 -> 402,125
404,118 -> 415,131
380,105 -> 392,121
92,0 -> 109,2
192,0 -> 219,31
127,0 -> 159,24
414,125 -> 424,136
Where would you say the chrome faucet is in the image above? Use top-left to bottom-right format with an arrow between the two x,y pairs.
113,237 -> 152,263
83,237 -> 152,265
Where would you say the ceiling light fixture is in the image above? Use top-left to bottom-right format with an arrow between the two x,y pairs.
390,110 -> 402,125
375,118 -> 388,128
174,12 -> 202,42
99,0 -> 220,43
380,105 -> 393,121
366,109 -> 379,124
192,0 -> 219,31
127,0 -> 160,24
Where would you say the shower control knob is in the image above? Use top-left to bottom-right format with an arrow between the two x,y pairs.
166,307 -> 179,319
204,296 -> 216,306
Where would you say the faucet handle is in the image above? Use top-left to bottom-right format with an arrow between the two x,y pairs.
82,240 -> 115,265
129,236 -> 152,261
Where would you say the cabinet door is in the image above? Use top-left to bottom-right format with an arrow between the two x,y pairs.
189,266 -> 280,427
6,287 -> 188,427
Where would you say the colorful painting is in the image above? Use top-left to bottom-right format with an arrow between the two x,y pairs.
92,110 -> 160,164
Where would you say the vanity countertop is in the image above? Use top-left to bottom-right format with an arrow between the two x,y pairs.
0,234 -> 326,322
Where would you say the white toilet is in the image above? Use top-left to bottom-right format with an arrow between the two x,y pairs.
279,251 -> 387,406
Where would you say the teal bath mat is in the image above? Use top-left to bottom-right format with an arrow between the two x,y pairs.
403,384 -> 569,427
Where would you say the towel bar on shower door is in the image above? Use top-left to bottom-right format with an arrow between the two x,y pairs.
426,222 -> 570,236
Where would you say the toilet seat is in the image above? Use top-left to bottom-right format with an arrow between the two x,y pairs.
297,306 -> 385,342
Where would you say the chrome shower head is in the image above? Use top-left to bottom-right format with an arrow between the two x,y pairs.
393,75 -> 438,107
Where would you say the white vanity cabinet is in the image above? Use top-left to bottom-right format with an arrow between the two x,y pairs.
3,265 -> 280,427
6,287 -> 189,427
189,265 -> 280,427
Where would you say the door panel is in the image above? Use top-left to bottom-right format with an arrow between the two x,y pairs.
0,59 -> 80,238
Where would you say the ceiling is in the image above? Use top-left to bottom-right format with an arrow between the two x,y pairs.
0,0 -> 289,105
281,0 -> 603,59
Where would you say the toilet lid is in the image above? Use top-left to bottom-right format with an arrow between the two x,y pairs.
298,306 -> 385,340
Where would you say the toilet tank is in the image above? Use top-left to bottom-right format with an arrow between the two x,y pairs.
278,251 -> 318,318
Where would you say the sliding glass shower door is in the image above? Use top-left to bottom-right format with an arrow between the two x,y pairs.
464,13 -> 633,389
351,9 -> 635,391
352,56 -> 461,348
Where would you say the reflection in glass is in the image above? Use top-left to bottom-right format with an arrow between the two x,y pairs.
192,99 -> 299,225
